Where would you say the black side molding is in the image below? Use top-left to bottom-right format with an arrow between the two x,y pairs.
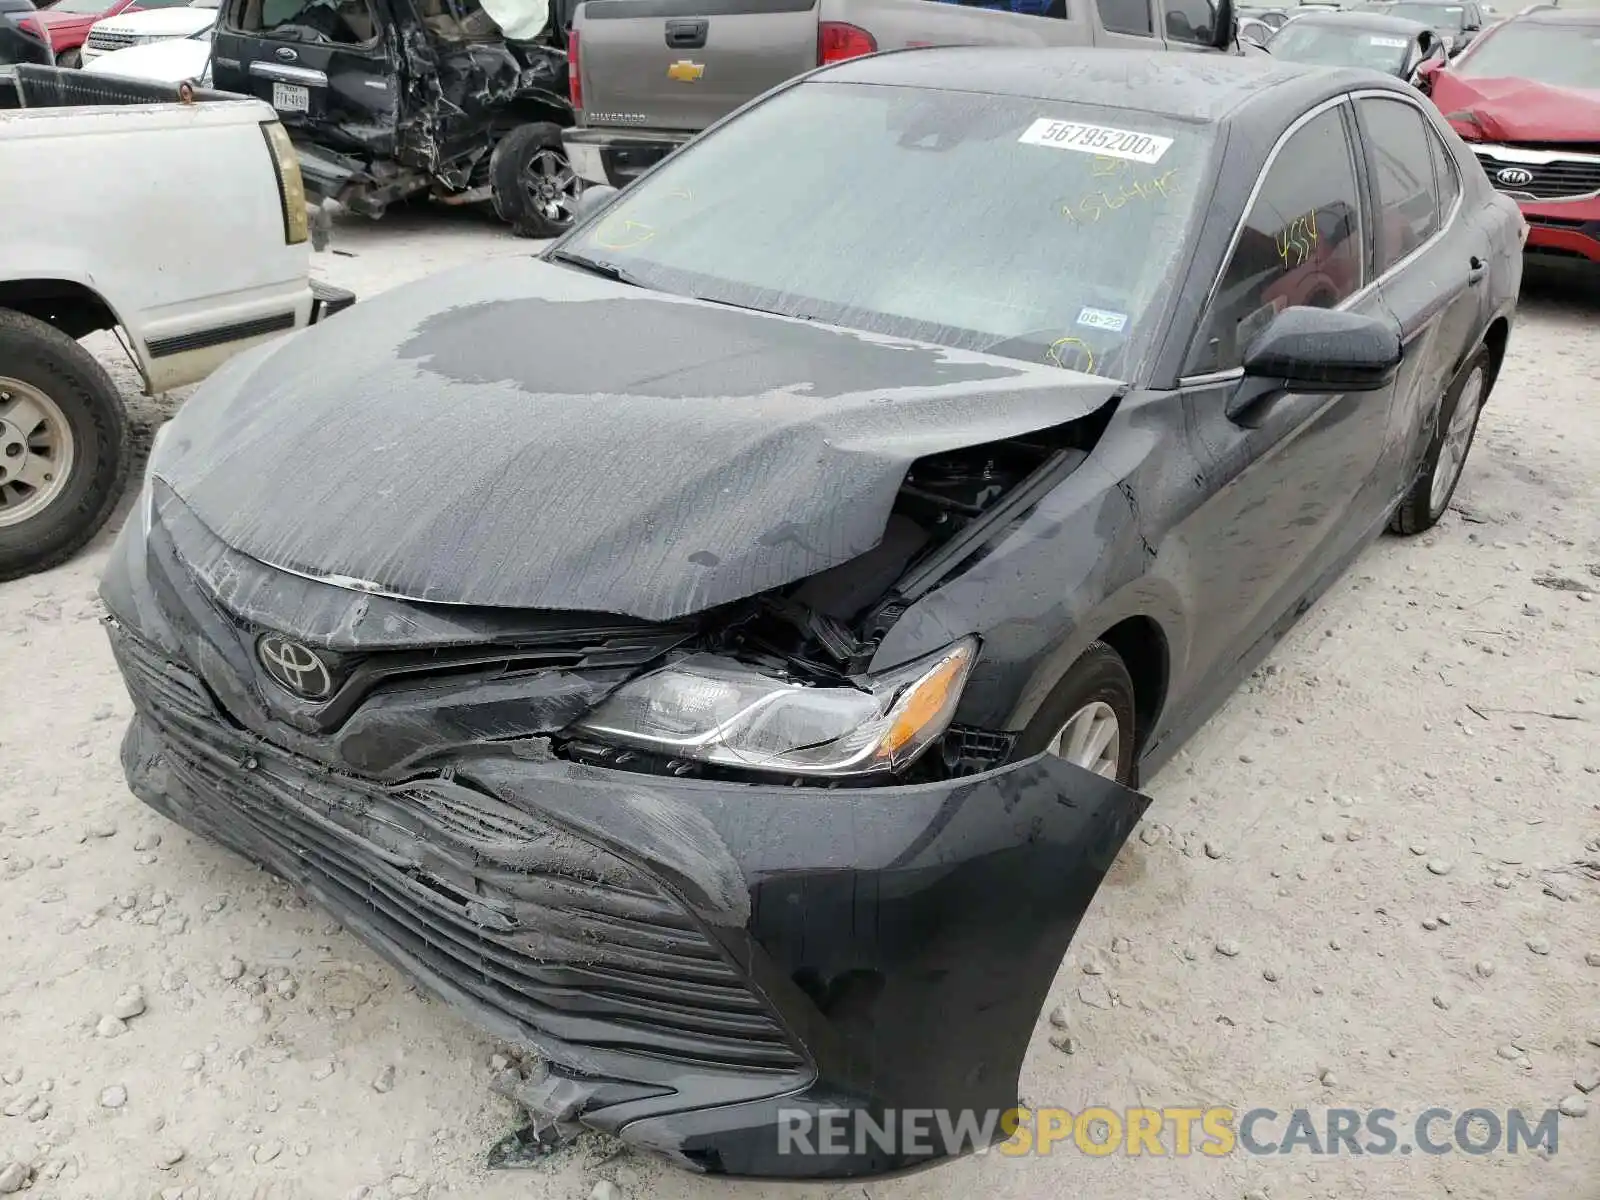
145,311 -> 297,359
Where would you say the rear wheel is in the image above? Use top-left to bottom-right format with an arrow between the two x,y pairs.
490,123 -> 583,240
57,49 -> 82,68
1012,642 -> 1138,786
0,309 -> 129,582
1389,346 -> 1492,536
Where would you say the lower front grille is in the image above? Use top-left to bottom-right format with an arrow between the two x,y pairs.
114,630 -> 802,1074
85,30 -> 139,51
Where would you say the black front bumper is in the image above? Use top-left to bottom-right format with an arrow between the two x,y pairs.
102,500 -> 1149,1179
562,126 -> 693,188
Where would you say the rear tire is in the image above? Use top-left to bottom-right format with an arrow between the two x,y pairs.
1389,346 -> 1492,536
57,49 -> 82,68
490,122 -> 583,240
1012,642 -> 1138,786
0,309 -> 129,582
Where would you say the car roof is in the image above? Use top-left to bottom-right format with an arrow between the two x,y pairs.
1286,9 -> 1431,29
817,47 -> 1398,125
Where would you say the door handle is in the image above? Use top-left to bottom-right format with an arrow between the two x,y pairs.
664,18 -> 708,48
1467,255 -> 1487,285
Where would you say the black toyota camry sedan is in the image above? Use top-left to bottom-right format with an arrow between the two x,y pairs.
103,48 -> 1524,1180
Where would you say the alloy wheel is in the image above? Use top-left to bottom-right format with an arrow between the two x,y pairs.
1045,700 -> 1123,780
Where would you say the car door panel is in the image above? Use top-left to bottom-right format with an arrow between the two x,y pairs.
1355,93 -> 1485,504
1166,100 -> 1396,704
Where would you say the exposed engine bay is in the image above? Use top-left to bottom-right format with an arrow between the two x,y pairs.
559,410 -> 1113,787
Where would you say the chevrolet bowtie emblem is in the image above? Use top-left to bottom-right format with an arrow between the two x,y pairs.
667,59 -> 705,82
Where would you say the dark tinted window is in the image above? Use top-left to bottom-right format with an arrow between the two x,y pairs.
1099,0 -> 1154,35
940,0 -> 1068,15
1359,97 -> 1441,273
1164,0 -> 1219,41
1424,116 -> 1461,223
1187,106 -> 1364,375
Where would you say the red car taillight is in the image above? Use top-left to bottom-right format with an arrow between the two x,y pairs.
818,21 -> 876,65
568,29 -> 581,110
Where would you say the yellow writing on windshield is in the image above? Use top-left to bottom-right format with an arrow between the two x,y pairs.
1061,170 -> 1180,225
589,189 -> 695,251
593,218 -> 656,251
1046,336 -> 1096,374
1276,211 -> 1320,268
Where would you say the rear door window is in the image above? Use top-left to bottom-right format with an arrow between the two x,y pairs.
1187,104 -> 1365,375
233,0 -> 379,44
1357,97 -> 1442,274
1423,117 -> 1461,225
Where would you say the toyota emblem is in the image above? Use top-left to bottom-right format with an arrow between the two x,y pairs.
1495,167 -> 1534,188
256,634 -> 334,701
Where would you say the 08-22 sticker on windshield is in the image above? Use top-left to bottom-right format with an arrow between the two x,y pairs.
1018,118 -> 1173,165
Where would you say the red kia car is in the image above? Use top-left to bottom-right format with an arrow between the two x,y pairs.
25,0 -> 189,66
1421,4 -> 1600,264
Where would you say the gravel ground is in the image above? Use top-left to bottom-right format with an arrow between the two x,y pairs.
1,207 -> 1597,1200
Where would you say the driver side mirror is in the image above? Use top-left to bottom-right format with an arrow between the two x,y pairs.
571,183 -> 618,223
1241,307 -> 1403,395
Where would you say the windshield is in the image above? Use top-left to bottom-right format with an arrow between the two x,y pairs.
1269,21 -> 1411,68
1377,2 -> 1465,28
1456,23 -> 1600,88
557,82 -> 1213,379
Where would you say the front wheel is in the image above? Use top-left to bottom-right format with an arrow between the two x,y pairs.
490,123 -> 583,240
0,309 -> 129,582
1389,346 -> 1492,536
1011,641 -> 1138,786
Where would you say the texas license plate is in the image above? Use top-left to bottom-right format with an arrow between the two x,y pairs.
271,82 -> 310,113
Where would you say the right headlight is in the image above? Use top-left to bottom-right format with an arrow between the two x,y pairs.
569,638 -> 978,778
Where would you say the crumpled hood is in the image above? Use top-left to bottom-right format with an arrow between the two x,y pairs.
1430,72 -> 1600,142
152,258 -> 1122,622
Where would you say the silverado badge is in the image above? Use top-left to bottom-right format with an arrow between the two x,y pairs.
667,59 -> 705,82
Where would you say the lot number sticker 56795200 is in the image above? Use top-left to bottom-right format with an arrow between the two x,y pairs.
1018,118 -> 1173,165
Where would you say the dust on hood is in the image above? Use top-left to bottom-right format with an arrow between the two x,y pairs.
148,258 -> 1124,622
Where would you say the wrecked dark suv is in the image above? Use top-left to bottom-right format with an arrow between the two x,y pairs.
104,49 -> 1520,1179
211,0 -> 582,235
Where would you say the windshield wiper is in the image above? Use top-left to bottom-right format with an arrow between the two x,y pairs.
546,249 -> 645,287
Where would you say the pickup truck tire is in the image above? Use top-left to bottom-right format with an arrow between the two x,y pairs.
490,122 -> 582,240
0,309 -> 128,582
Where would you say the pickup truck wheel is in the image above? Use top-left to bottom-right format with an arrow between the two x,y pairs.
490,122 -> 582,240
0,309 -> 128,582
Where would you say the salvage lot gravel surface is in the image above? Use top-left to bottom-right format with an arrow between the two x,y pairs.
1,208 -> 1597,1200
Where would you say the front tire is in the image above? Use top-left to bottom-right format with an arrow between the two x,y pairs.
490,123 -> 582,240
0,309 -> 129,582
1012,641 -> 1138,785
1389,346 -> 1492,536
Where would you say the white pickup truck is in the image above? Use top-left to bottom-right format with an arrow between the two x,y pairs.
0,64 -> 352,582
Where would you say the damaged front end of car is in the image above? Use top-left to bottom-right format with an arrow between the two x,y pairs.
100,275 -> 1153,1178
